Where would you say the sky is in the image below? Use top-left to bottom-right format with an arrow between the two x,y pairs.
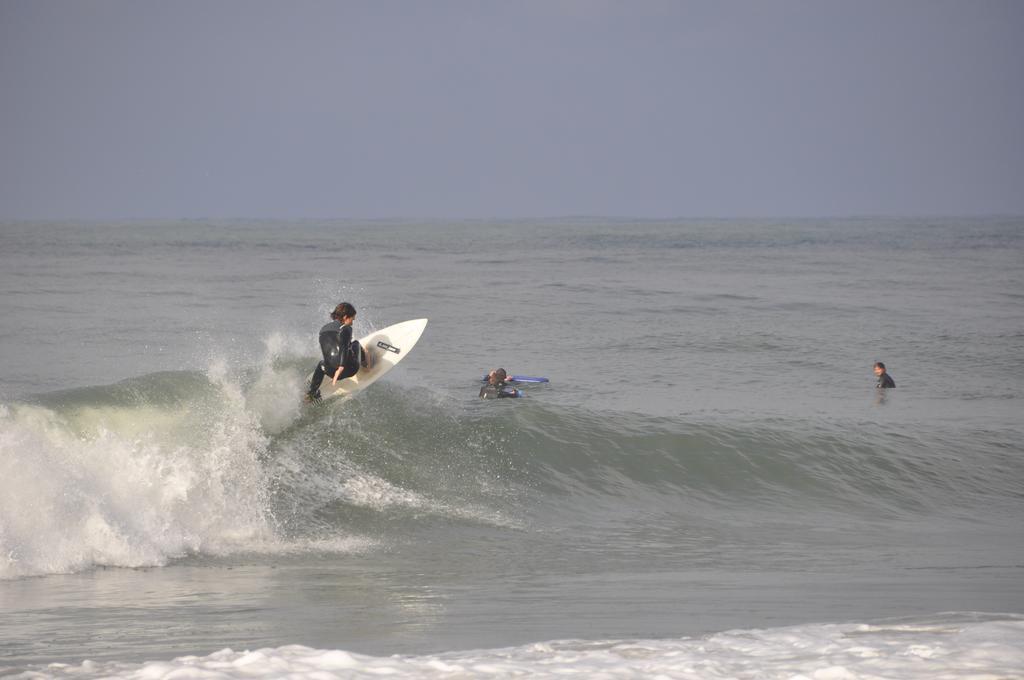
1,0 -> 1022,220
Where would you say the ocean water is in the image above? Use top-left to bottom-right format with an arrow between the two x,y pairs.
1,218 -> 1023,678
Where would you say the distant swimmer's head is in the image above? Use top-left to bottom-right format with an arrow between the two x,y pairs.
331,302 -> 357,324
488,368 -> 508,385
873,361 -> 886,375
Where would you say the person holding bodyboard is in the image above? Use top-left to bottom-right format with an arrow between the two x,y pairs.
479,368 -> 523,399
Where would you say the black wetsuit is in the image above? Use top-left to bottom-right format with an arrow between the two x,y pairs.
876,372 -> 895,389
307,321 -> 362,398
479,382 -> 520,399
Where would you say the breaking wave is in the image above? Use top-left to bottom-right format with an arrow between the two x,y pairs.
3,360 -> 1021,579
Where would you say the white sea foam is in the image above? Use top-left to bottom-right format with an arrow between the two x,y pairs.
0,372 -> 276,579
16,618 -> 1024,679
243,332 -> 311,435
0,377 -> 399,579
338,471 -> 523,529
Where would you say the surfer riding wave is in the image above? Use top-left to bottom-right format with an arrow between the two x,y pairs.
306,302 -> 371,402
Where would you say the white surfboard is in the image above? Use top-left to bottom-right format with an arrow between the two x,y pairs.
307,318 -> 427,401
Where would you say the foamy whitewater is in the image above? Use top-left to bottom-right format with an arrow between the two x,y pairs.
1,218 -> 1022,678
20,618 -> 1024,679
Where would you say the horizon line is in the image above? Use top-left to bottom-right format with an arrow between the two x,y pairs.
3,213 -> 1023,224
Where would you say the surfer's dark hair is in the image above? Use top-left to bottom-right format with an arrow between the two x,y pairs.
494,368 -> 508,382
874,361 -> 886,370
331,302 -> 356,320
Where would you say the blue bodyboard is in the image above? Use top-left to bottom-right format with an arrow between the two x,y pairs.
480,375 -> 549,384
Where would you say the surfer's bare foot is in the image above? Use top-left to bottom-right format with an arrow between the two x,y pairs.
361,348 -> 375,369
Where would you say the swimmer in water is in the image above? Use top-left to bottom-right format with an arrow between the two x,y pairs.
874,361 -> 895,389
